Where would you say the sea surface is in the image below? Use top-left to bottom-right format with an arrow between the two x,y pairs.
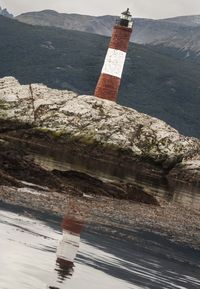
0,203 -> 200,289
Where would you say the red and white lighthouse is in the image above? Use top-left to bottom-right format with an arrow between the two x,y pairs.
94,8 -> 133,102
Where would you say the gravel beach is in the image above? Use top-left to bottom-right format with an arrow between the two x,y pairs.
0,183 -> 200,250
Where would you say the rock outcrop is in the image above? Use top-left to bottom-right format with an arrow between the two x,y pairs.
0,76 -> 199,207
0,77 -> 199,165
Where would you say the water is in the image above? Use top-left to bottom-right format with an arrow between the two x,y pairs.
32,153 -> 200,210
0,203 -> 200,289
2,134 -> 200,209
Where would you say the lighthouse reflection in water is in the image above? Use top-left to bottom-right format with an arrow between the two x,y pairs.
49,215 -> 84,288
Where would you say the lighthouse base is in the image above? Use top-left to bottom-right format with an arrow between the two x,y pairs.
94,73 -> 120,102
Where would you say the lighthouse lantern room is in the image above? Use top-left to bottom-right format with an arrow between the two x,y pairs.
94,9 -> 133,102
119,8 -> 133,28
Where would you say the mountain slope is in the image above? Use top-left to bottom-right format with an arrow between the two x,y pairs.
0,6 -> 13,18
0,16 -> 200,138
16,10 -> 115,36
16,10 -> 200,59
163,15 -> 200,27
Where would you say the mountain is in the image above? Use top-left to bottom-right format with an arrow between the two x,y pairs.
163,15 -> 200,27
16,10 -> 200,60
0,6 -> 13,18
16,10 -> 115,36
0,15 -> 200,138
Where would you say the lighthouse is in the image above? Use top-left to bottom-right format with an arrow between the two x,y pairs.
94,8 -> 133,102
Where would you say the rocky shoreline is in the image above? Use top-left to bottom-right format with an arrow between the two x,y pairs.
0,182 -> 200,250
0,76 -> 200,250
0,139 -> 199,250
0,140 -> 199,249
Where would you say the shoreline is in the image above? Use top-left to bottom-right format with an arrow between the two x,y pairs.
0,184 -> 200,251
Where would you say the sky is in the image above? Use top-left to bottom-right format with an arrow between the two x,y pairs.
1,0 -> 200,19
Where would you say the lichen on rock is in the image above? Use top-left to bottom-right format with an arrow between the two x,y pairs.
0,76 -> 199,168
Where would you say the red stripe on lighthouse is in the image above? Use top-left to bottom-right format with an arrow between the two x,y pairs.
109,26 -> 132,53
95,73 -> 121,101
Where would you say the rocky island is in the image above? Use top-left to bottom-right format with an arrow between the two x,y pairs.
0,76 -> 200,248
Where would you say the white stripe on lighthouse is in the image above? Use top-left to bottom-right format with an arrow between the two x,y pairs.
101,48 -> 126,78
56,230 -> 80,262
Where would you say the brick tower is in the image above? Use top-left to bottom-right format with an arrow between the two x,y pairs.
94,8 -> 133,102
